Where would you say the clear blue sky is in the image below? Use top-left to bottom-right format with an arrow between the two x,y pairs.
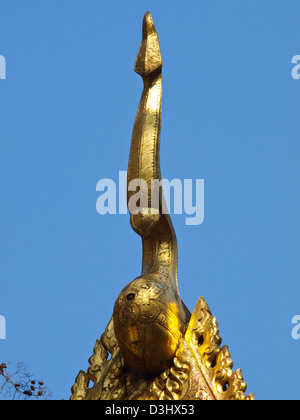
0,0 -> 299,400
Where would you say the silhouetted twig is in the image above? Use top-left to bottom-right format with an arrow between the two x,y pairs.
0,362 -> 51,400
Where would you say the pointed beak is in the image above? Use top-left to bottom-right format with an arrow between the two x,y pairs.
134,12 -> 163,77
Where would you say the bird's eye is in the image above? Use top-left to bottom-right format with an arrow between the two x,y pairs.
127,293 -> 135,301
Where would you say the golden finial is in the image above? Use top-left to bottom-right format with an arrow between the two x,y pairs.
114,11 -> 188,377
71,12 -> 254,401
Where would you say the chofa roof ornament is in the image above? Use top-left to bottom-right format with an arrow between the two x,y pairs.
71,12 -> 254,401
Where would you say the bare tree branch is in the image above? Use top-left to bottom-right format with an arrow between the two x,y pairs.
0,362 -> 51,400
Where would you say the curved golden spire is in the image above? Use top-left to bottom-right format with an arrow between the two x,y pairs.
128,12 -> 178,290
71,12 -> 254,398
